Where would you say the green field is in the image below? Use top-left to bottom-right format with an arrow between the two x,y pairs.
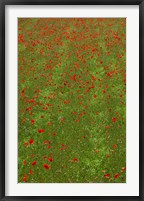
18,18 -> 126,183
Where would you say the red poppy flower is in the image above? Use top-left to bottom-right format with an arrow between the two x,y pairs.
61,118 -> 65,122
23,160 -> 27,165
40,49 -> 43,54
89,84 -> 94,89
106,125 -> 110,129
43,164 -> 50,170
48,157 -> 53,162
38,129 -> 44,133
23,174 -> 28,182
29,169 -> 33,175
104,174 -> 110,178
73,158 -> 78,162
29,139 -> 34,144
92,48 -> 95,52
71,74 -> 76,81
113,144 -> 117,149
31,119 -> 35,125
29,99 -> 34,103
72,111 -> 77,115
64,100 -> 70,104
24,142 -> 29,146
91,76 -> 96,81
32,161 -> 37,166
42,155 -> 47,159
112,117 -> 117,122
114,173 -> 120,179
26,106 -> 32,111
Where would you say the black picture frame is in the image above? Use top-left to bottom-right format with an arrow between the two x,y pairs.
0,0 -> 143,200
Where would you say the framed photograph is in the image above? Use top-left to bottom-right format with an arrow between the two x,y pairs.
0,0 -> 143,199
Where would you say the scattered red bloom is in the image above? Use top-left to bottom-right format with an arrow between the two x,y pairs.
106,125 -> 110,129
32,161 -> 37,166
29,99 -> 34,103
73,158 -> 78,162
61,117 -> 65,122
91,75 -> 96,81
114,173 -> 120,179
40,49 -> 43,54
113,144 -> 117,149
89,84 -> 94,89
47,122 -> 52,126
71,74 -> 76,81
48,157 -> 53,162
29,139 -> 34,144
43,155 -> 47,159
53,132 -> 57,136
31,119 -> 35,125
75,119 -> 79,123
29,169 -> 33,174
26,106 -> 32,111
23,160 -> 27,165
104,174 -> 110,178
112,117 -> 117,122
72,111 -> 77,114
92,48 -> 95,52
107,72 -> 113,77
38,129 -> 44,133
23,174 -> 28,182
24,142 -> 29,146
43,164 -> 50,170
64,100 -> 70,104
21,92 -> 24,97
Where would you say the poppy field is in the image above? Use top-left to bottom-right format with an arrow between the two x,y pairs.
18,18 -> 126,183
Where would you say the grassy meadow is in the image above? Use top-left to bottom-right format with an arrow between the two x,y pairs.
18,18 -> 126,183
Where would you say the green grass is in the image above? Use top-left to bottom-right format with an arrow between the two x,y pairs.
18,18 -> 126,183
